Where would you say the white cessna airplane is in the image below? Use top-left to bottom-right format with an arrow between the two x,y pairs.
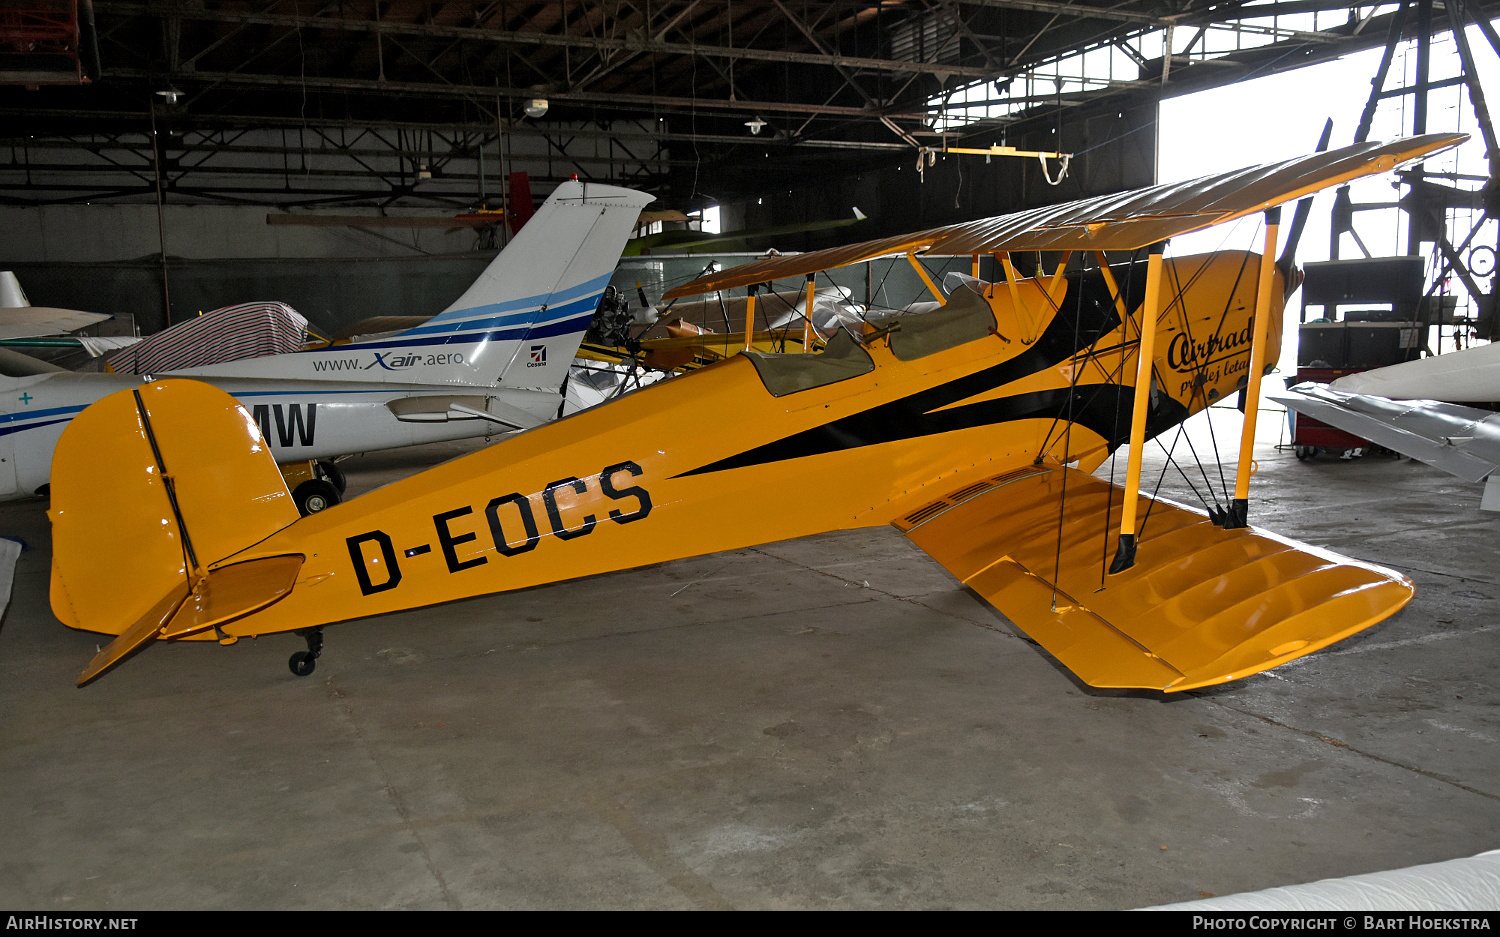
0,179 -> 652,511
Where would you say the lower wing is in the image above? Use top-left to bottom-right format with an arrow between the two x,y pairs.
897,466 -> 1413,692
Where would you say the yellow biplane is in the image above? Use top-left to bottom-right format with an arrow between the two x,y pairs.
577,285 -> 853,376
49,134 -> 1464,690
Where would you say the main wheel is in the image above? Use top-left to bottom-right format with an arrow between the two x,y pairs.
292,479 -> 340,516
1295,445 -> 1316,461
289,651 -> 317,676
317,460 -> 347,495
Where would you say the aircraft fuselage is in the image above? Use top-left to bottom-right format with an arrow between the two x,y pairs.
0,372 -> 557,499
160,250 -> 1283,641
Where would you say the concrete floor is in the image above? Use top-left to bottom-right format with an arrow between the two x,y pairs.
0,410 -> 1496,910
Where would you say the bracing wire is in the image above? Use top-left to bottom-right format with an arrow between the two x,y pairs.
1050,251 -> 1089,610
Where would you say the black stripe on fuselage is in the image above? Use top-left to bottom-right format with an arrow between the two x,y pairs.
675,261 -> 1167,478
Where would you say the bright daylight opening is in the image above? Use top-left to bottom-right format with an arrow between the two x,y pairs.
1158,23 -> 1498,367
697,204 -> 721,235
927,9 -> 1497,374
930,6 -> 1376,132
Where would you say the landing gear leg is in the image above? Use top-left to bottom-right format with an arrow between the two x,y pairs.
289,627 -> 323,676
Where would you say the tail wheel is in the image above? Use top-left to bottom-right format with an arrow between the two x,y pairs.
292,479 -> 340,516
288,628 -> 324,677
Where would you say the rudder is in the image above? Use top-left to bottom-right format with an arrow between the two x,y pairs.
374,180 -> 654,388
50,380 -> 305,683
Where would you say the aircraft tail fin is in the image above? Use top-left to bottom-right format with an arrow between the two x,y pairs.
1,271 -> 28,307
50,380 -> 304,684
897,466 -> 1413,692
364,180 -> 652,389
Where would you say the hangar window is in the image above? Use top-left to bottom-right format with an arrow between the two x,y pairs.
930,4 -> 1393,131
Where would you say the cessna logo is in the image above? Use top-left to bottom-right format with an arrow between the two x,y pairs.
345,460 -> 653,596
527,345 -> 547,367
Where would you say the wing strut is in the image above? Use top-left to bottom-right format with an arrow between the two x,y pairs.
999,254 -> 1040,344
1109,241 -> 1167,574
743,283 -> 759,352
1226,207 -> 1282,528
907,251 -> 945,304
802,274 -> 816,351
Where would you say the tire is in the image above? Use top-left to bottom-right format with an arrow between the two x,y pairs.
1295,445 -> 1315,461
292,479 -> 340,516
289,651 -> 317,676
317,459 -> 347,495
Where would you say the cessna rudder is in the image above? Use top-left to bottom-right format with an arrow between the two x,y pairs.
380,180 -> 653,389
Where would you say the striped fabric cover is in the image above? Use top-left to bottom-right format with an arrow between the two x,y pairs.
109,301 -> 308,375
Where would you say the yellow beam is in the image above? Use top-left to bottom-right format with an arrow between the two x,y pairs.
1093,251 -> 1131,333
1227,208 -> 1282,528
802,275 -> 816,352
1048,251 -> 1074,295
743,285 -> 758,352
1109,242 -> 1167,574
999,253 -> 1038,343
907,251 -> 945,304
942,144 -> 1071,161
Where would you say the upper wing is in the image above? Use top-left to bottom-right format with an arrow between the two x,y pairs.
897,466 -> 1413,692
664,134 -> 1465,300
1274,382 -> 1500,484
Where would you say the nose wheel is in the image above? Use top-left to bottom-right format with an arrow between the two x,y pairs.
289,627 -> 324,676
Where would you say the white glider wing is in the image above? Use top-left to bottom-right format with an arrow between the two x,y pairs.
1329,342 -> 1500,402
1274,382 -> 1500,509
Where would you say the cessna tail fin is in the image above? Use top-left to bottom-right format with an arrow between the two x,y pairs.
179,181 -> 651,391
50,380 -> 303,684
368,180 -> 654,389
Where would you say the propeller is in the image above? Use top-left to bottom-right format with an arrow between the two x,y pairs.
1276,118 -> 1334,292
632,280 -> 660,326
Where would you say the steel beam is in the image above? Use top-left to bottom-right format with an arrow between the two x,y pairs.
102,68 -> 930,121
101,2 -> 1006,81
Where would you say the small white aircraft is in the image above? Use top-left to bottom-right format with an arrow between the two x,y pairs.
0,271 -> 112,340
0,179 -> 653,511
1275,341 -> 1500,511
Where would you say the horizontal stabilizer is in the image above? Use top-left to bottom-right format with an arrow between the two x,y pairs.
899,467 -> 1413,692
76,556 -> 303,685
386,393 -> 542,430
